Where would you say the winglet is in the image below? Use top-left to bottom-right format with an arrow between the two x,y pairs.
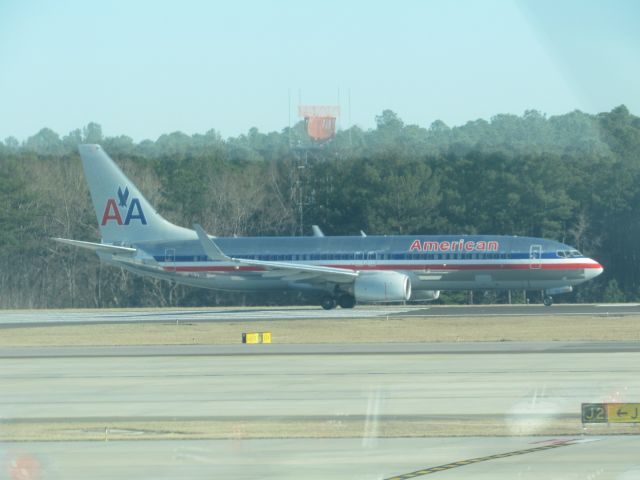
193,224 -> 231,261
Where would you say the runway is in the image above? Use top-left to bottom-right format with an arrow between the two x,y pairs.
2,341 -> 639,421
0,306 -> 411,326
3,303 -> 640,326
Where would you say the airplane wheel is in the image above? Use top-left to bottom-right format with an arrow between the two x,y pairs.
543,295 -> 553,307
321,296 -> 337,310
337,294 -> 356,309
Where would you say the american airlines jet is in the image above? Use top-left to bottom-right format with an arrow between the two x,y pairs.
54,145 -> 603,309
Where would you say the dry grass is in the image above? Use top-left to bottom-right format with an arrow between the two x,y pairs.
1,314 -> 640,347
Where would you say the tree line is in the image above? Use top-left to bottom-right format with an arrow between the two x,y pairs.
1,105 -> 639,308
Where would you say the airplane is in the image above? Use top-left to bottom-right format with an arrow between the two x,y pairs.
53,144 -> 604,309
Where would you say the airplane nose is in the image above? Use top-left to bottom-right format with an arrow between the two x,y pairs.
586,260 -> 604,280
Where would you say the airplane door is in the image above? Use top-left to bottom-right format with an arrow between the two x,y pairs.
165,248 -> 176,272
529,244 -> 542,269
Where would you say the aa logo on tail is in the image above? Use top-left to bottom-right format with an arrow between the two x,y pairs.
101,186 -> 147,226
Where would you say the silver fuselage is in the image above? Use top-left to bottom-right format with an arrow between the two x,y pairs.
102,234 -> 603,296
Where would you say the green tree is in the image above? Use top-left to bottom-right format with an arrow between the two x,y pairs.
24,128 -> 63,155
603,279 -> 625,303
4,136 -> 19,149
83,122 -> 103,144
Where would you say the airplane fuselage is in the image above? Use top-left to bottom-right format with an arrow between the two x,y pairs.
103,234 -> 602,296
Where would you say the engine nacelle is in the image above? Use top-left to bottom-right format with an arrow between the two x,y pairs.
410,290 -> 440,301
545,286 -> 573,295
354,271 -> 412,302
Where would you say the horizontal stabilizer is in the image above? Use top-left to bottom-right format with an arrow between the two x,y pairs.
52,237 -> 137,254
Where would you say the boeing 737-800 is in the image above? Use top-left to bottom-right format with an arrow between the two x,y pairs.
54,145 -> 603,309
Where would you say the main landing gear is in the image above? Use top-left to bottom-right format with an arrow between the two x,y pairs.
320,296 -> 336,310
543,295 -> 553,307
320,294 -> 356,310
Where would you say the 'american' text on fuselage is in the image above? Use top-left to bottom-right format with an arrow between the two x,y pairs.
409,239 -> 499,252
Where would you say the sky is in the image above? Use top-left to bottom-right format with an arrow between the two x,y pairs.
0,0 -> 639,142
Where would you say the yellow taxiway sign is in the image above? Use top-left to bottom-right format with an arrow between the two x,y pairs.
607,403 -> 640,423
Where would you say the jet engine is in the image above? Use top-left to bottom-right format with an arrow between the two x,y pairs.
354,271 -> 412,302
410,290 -> 440,301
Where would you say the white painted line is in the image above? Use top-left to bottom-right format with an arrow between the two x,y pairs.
595,304 -> 640,307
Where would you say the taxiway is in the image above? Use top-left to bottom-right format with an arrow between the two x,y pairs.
2,436 -> 638,479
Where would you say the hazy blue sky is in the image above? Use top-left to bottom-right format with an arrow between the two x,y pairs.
1,0 -> 638,142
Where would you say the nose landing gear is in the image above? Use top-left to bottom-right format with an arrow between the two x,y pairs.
542,286 -> 572,306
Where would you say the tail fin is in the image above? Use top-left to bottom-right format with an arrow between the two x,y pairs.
78,144 -> 195,244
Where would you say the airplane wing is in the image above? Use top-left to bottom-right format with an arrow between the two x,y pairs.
52,237 -> 137,254
193,224 -> 358,284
